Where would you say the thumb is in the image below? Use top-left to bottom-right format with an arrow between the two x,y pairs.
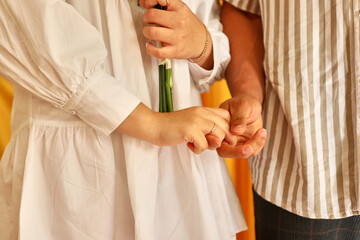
205,134 -> 221,150
229,105 -> 251,135
230,117 -> 247,136
220,99 -> 248,135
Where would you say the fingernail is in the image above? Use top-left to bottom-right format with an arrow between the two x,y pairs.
243,146 -> 253,155
209,140 -> 220,149
259,129 -> 267,138
232,125 -> 244,133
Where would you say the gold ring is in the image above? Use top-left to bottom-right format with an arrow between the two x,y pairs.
210,123 -> 216,134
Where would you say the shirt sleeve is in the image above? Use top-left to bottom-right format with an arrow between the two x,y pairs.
224,0 -> 261,15
0,0 -> 141,136
187,0 -> 231,93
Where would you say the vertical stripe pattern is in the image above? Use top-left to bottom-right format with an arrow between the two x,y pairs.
226,0 -> 360,219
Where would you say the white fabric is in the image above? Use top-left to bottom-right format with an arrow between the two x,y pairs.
0,0 -> 246,239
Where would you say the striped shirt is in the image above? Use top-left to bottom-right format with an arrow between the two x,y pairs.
226,0 -> 360,219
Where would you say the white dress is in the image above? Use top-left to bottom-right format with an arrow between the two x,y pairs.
0,0 -> 246,239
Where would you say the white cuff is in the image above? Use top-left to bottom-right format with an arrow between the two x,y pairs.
188,28 -> 230,93
63,69 -> 141,136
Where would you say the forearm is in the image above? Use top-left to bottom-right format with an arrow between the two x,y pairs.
221,2 -> 265,103
116,102 -> 237,154
116,103 -> 160,145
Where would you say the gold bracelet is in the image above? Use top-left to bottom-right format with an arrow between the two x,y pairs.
188,24 -> 210,64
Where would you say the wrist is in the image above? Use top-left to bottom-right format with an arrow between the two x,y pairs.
145,111 -> 165,146
116,103 -> 163,145
188,25 -> 214,70
188,24 -> 210,63
232,88 -> 264,105
227,74 -> 264,104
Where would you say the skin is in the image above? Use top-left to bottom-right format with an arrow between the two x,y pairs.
117,0 -> 230,154
128,0 -> 268,157
218,2 -> 267,158
139,0 -> 267,157
117,103 -> 236,154
140,0 -> 214,70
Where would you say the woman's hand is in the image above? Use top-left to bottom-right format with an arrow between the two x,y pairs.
117,103 -> 236,154
156,106 -> 236,153
139,0 -> 167,9
140,0 -> 214,69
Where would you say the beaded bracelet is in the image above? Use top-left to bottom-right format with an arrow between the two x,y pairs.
188,24 -> 210,64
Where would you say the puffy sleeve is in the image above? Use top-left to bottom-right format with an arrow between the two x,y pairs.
0,0 -> 141,136
187,0 -> 231,93
224,0 -> 261,15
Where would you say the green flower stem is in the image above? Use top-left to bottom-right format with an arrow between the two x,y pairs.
155,4 -> 173,112
165,60 -> 173,112
158,63 -> 167,112
158,64 -> 164,112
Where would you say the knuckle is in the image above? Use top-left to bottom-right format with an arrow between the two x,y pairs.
178,20 -> 187,29
177,18 -> 188,29
147,8 -> 157,18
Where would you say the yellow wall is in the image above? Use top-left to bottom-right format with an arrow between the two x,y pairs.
0,76 -> 13,158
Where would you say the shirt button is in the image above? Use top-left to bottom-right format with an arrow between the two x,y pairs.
70,110 -> 77,115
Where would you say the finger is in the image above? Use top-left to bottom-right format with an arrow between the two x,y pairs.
187,133 -> 208,154
220,99 -> 253,136
205,107 -> 231,122
201,109 -> 237,146
143,26 -> 175,45
204,123 -> 225,150
219,100 -> 229,110
205,119 -> 236,146
232,105 -> 262,136
219,101 -> 246,135
245,128 -> 267,156
223,131 -> 237,146
160,0 -> 182,11
229,110 -> 249,136
143,9 -> 173,28
205,108 -> 237,145
205,135 -> 221,150
145,42 -> 177,59
140,0 -> 167,8
216,142 -> 253,159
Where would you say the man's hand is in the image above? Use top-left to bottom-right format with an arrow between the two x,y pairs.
216,94 -> 267,158
218,2 -> 266,159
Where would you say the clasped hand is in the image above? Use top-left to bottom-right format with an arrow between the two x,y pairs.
216,94 -> 267,159
152,95 -> 267,156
